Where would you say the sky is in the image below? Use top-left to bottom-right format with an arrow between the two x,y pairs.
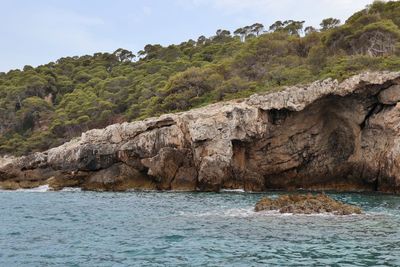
0,0 -> 374,72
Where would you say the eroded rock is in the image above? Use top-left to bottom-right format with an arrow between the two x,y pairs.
2,71 -> 400,192
254,194 -> 362,215
378,84 -> 400,105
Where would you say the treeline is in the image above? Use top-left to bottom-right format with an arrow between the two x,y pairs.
1,0 -> 400,155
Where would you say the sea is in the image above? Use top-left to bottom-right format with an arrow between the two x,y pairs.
1,188 -> 400,266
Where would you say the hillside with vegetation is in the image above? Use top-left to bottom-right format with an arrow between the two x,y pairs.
1,0 -> 400,156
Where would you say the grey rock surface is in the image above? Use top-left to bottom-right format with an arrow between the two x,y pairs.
2,71 -> 400,193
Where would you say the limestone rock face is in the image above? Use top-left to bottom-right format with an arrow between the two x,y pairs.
2,71 -> 400,193
0,156 -> 15,168
378,85 -> 400,105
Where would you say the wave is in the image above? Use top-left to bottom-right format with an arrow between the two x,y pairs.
60,187 -> 82,192
220,189 -> 246,193
179,207 -> 368,218
0,186 -> 84,192
179,207 -> 257,218
15,184 -> 50,192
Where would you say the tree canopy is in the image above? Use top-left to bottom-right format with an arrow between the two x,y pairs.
1,0 -> 400,155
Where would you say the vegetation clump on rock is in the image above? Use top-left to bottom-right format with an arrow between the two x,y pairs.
254,194 -> 362,215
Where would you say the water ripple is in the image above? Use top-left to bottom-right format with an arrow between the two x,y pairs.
0,191 -> 400,266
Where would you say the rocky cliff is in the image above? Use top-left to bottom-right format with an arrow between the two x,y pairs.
2,71 -> 400,193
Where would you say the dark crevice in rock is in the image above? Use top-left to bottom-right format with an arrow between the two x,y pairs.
146,118 -> 176,131
268,108 -> 293,125
374,172 -> 380,192
82,153 -> 118,171
328,128 -> 355,163
360,100 -> 381,130
231,139 -> 247,189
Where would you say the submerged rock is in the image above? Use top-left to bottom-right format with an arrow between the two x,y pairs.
2,71 -> 400,193
255,194 -> 362,215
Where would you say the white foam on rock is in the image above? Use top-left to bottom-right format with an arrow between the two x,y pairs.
220,189 -> 246,193
15,184 -> 50,192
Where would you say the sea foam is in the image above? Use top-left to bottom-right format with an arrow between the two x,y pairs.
220,189 -> 246,193
16,184 -> 50,192
60,187 -> 82,192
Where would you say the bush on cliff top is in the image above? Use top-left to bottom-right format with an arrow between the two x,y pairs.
1,1 -> 400,156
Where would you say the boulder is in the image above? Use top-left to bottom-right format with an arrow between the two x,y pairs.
255,194 -> 362,215
378,84 -> 400,105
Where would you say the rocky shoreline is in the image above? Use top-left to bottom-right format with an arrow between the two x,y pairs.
2,71 -> 400,193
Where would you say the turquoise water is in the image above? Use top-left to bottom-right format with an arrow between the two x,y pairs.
1,190 -> 400,266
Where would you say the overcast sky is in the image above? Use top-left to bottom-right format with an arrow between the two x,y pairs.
0,0 -> 374,72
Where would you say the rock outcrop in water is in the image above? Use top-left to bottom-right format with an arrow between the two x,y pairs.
2,71 -> 400,193
254,194 -> 362,215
